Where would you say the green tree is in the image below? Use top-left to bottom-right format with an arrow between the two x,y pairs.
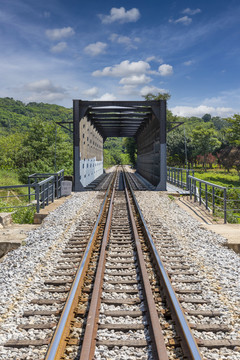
15,118 -> 72,182
0,133 -> 24,169
226,114 -> 240,146
191,125 -> 221,169
124,138 -> 137,166
142,92 -> 171,101
202,113 -> 211,122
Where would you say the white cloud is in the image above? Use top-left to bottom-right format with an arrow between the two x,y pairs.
183,60 -> 194,66
24,79 -> 63,92
94,93 -> 117,101
145,56 -> 163,64
45,27 -> 75,40
110,33 -> 139,49
26,92 -> 67,103
171,105 -> 234,117
84,42 -> 107,56
119,85 -> 139,96
182,8 -> 201,15
119,74 -> 152,85
174,16 -> 192,25
50,42 -> 67,53
158,64 -> 173,76
92,60 -> 150,77
23,79 -> 68,103
99,7 -> 140,24
140,85 -> 168,96
83,87 -> 99,97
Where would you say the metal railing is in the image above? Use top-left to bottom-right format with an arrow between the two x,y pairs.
167,167 -> 194,190
0,184 -> 36,211
35,176 -> 55,213
28,169 -> 64,200
167,167 -> 240,223
0,170 -> 64,214
189,176 -> 227,223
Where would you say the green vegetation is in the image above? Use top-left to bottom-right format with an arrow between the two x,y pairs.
194,169 -> 239,188
167,113 -> 240,180
0,169 -> 30,212
0,97 -> 73,183
12,206 -> 36,224
103,137 -> 136,168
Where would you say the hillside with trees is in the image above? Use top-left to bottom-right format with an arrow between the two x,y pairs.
0,98 -> 73,183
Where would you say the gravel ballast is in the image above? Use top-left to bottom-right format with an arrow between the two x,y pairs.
0,191 -> 104,359
135,191 -> 240,360
0,188 -> 239,360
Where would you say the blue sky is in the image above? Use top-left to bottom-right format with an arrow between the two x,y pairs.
1,0 -> 240,117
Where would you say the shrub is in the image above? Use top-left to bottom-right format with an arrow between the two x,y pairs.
12,206 -> 35,224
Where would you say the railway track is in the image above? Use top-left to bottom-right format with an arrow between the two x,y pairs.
3,168 -> 240,359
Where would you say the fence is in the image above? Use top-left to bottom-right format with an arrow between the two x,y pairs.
28,169 -> 64,199
167,167 -> 195,190
189,176 -> 228,223
167,167 -> 240,223
0,170 -> 64,213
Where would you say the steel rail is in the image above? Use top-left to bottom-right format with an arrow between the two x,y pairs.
79,177 -> 117,359
44,174 -> 116,360
126,175 -> 203,360
123,173 -> 169,360
125,171 -> 140,190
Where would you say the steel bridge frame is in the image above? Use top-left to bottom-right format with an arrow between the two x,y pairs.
73,100 -> 167,191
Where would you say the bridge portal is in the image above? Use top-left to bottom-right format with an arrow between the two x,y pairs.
73,100 -> 166,191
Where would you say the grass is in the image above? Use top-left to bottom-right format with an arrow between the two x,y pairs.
194,169 -> 240,188
169,166 -> 240,223
12,206 -> 35,224
0,169 -> 32,212
0,169 -> 21,186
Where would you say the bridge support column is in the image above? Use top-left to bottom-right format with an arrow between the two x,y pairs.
73,100 -> 104,191
136,100 -> 167,190
154,101 -> 167,191
73,100 -> 84,191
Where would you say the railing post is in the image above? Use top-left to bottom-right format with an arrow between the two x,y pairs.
52,182 -> 55,203
56,174 -> 59,198
199,181 -> 202,206
224,188 -> 227,223
60,170 -> 64,197
205,183 -> 208,210
186,170 -> 189,190
28,177 -> 31,202
190,177 -> 192,200
212,186 -> 215,214
194,179 -> 197,202
180,169 -> 183,188
42,183 -> 45,209
46,182 -> 49,206
36,183 -> 40,213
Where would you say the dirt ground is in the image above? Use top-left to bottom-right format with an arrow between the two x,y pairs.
177,197 -> 240,244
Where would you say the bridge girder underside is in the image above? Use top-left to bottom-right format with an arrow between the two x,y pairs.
73,100 -> 167,191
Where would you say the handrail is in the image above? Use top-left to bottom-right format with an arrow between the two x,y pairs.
188,175 -> 227,223
188,175 -> 226,189
0,172 -> 63,213
28,169 -> 64,179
